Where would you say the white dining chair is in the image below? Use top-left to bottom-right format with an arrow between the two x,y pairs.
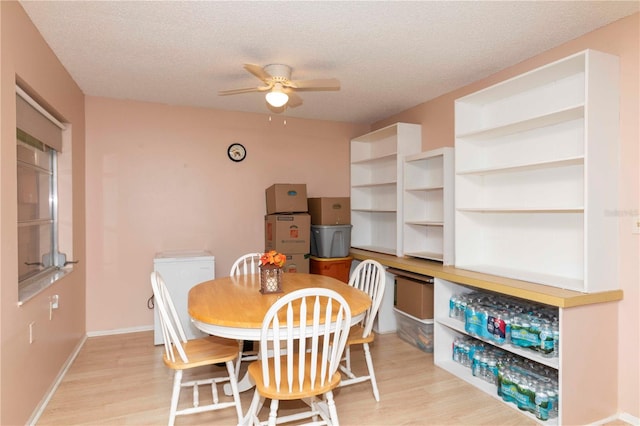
245,287 -> 352,426
229,252 -> 262,377
230,252 -> 262,277
151,271 -> 243,426
338,259 -> 386,401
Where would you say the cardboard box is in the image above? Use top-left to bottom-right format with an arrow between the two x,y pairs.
395,275 -> 434,319
264,213 -> 310,253
283,253 -> 309,274
309,256 -> 352,283
307,197 -> 351,225
266,184 -> 308,214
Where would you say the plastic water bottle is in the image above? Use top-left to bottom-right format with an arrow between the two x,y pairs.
534,384 -> 550,420
449,294 -> 460,318
486,357 -> 498,386
552,321 -> 560,358
539,321 -> 555,357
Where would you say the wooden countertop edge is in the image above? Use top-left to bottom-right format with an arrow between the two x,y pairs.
350,249 -> 623,308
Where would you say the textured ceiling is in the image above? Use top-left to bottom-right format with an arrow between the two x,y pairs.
19,1 -> 639,124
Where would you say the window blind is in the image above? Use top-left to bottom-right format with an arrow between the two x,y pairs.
16,86 -> 64,152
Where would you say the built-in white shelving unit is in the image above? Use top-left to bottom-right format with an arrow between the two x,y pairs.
433,277 -> 618,425
402,147 -> 454,264
350,247 -> 621,425
454,49 -> 620,292
350,123 -> 422,256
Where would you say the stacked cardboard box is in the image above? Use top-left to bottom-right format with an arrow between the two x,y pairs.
307,197 -> 353,282
264,184 -> 310,273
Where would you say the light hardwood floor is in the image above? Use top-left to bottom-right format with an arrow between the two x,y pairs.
36,330 -> 547,425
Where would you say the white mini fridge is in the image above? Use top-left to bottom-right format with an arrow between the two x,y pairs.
153,250 -> 215,345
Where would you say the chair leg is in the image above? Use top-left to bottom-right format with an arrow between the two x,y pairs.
363,342 -> 380,402
169,370 -> 183,426
225,360 -> 244,424
267,398 -> 279,426
325,390 -> 340,426
246,390 -> 263,426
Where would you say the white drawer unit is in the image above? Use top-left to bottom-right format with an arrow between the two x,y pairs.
153,250 -> 214,345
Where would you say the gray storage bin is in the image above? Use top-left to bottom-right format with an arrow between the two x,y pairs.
310,224 -> 352,258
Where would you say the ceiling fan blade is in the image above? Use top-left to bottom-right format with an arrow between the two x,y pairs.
218,86 -> 270,95
286,91 -> 303,108
243,63 -> 272,82
288,78 -> 340,90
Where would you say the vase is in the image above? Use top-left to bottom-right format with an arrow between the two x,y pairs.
259,264 -> 283,294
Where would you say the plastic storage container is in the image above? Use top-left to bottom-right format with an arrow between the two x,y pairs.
394,307 -> 434,352
310,224 -> 352,258
309,256 -> 352,283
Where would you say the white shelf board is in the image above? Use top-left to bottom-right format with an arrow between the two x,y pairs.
351,245 -> 397,256
352,181 -> 397,188
404,251 -> 444,262
352,208 -> 397,213
350,152 -> 396,165
455,105 -> 584,140
456,207 -> 584,213
456,156 -> 585,176
406,185 -> 444,191
405,220 -> 444,226
452,263 -> 584,291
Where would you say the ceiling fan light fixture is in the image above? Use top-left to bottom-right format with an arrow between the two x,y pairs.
266,83 -> 289,107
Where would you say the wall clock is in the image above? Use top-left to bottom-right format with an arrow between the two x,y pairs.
227,143 -> 246,162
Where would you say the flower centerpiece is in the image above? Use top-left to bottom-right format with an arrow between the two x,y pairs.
259,250 -> 286,294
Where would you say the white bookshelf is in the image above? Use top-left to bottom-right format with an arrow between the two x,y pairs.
350,123 -> 422,256
402,147 -> 455,264
454,49 -> 620,292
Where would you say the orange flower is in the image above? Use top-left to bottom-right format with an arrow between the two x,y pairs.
260,250 -> 286,268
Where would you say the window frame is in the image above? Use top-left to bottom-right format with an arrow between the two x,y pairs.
16,86 -> 71,305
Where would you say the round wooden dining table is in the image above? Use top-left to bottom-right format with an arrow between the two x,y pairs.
188,272 -> 371,341
188,272 -> 371,395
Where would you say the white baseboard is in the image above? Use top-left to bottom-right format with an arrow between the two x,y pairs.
27,334 -> 87,426
619,412 -> 640,426
86,324 -> 153,337
590,413 -> 640,426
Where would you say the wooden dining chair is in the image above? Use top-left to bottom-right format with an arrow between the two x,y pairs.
150,271 -> 243,426
245,288 -> 352,426
338,259 -> 386,401
229,252 -> 262,376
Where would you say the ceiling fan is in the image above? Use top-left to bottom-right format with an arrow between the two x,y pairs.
219,64 -> 340,109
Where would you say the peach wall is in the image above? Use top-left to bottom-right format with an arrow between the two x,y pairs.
374,13 -> 640,420
0,2 -> 86,425
84,97 -> 367,332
